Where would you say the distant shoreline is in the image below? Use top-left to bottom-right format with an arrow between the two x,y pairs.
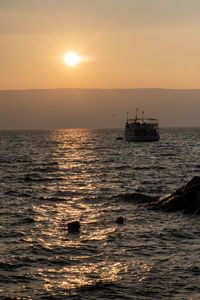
2,87 -> 200,92
1,88 -> 199,129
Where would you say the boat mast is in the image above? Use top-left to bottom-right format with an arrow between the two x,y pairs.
135,108 -> 138,122
142,111 -> 144,123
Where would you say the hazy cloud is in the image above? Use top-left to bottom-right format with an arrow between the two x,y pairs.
1,0 -> 200,35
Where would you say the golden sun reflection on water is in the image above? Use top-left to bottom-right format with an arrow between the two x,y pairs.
29,130 -> 153,295
32,198 -> 128,293
39,261 -> 126,292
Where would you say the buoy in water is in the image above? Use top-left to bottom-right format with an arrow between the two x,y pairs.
68,221 -> 80,232
116,137 -> 123,140
116,216 -> 124,224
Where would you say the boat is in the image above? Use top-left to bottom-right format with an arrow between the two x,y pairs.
125,110 -> 160,142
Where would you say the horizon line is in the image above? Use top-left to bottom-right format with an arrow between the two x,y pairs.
1,87 -> 200,92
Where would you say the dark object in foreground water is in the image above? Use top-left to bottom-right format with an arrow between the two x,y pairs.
149,176 -> 200,214
68,221 -> 80,232
122,177 -> 200,214
116,216 -> 124,224
116,137 -> 123,140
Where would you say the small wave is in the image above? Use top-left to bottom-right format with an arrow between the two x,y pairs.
32,166 -> 61,173
0,231 -> 25,238
18,256 -> 36,264
187,266 -> 200,275
0,261 -> 25,272
4,190 -> 20,196
30,243 -> 54,255
78,281 -> 116,292
113,192 -> 158,203
21,217 -> 35,224
48,161 -> 59,166
55,190 -> 86,197
0,261 -> 16,271
4,190 -> 31,198
0,297 -> 27,300
24,175 -> 65,182
10,217 -> 35,227
114,166 -> 129,170
168,229 -> 196,240
49,257 -> 69,266
161,153 -> 176,157
134,166 -> 152,170
39,196 -> 66,202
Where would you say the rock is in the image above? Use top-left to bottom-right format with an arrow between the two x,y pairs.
68,221 -> 80,232
149,176 -> 200,214
116,137 -> 123,140
116,216 -> 124,224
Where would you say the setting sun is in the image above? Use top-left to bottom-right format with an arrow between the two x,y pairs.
64,52 -> 81,66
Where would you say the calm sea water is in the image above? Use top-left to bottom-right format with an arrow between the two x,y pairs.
0,128 -> 200,300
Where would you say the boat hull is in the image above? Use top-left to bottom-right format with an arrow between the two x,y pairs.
125,134 -> 160,142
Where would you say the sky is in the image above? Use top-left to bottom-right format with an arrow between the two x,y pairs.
1,0 -> 200,90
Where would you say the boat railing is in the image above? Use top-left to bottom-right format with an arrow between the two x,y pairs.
126,118 -> 159,125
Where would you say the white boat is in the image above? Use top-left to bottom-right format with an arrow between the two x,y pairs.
125,110 -> 160,142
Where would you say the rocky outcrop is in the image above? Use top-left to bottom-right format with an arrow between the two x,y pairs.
149,176 -> 200,214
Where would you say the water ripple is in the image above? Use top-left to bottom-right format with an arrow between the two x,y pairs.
0,128 -> 200,299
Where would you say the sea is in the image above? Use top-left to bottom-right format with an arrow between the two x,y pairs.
0,128 -> 200,300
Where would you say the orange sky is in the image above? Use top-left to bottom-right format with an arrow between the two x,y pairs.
1,0 -> 200,90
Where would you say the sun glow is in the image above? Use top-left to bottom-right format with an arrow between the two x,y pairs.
64,52 -> 81,66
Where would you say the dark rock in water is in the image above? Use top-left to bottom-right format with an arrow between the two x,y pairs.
68,221 -> 80,232
116,216 -> 124,224
149,176 -> 200,214
116,137 -> 123,140
122,177 -> 200,214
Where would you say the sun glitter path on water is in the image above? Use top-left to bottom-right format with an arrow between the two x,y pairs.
64,52 -> 81,66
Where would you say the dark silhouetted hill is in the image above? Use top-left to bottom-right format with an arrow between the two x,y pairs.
0,88 -> 199,129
